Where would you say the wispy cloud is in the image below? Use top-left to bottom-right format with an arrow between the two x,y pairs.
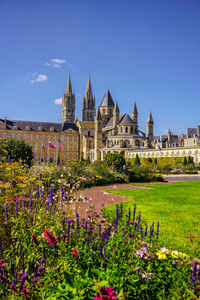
30,73 -> 48,83
46,58 -> 66,68
55,97 -> 62,105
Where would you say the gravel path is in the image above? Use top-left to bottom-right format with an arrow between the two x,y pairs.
75,183 -> 149,214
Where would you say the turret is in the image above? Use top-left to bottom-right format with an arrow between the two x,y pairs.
99,89 -> 114,126
113,101 -> 120,128
146,112 -> 154,143
94,108 -> 103,161
82,76 -> 96,121
62,74 -> 75,123
131,102 -> 138,134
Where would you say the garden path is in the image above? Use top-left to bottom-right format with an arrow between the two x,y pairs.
76,183 -> 149,214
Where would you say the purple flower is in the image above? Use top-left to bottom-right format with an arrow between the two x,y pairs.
80,223 -> 85,227
40,258 -> 46,263
4,203 -> 8,223
20,273 -> 28,281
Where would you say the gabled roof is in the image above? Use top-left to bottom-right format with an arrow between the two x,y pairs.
104,114 -> 125,128
99,89 -> 114,107
119,113 -> 134,126
77,121 -> 95,129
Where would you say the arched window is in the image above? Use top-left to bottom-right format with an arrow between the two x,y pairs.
121,127 -> 123,133
130,127 -> 133,134
125,127 -> 128,133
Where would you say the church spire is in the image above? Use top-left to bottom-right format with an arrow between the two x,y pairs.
85,75 -> 92,98
66,73 -> 72,95
132,102 -> 138,116
147,111 -> 154,124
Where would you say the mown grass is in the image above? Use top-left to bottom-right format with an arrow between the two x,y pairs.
104,181 -> 200,256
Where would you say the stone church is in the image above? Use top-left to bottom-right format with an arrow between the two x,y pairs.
0,74 -> 154,163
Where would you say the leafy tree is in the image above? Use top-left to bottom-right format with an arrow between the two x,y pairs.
104,153 -> 125,172
0,138 -> 33,167
134,154 -> 140,166
183,156 -> 187,166
187,156 -> 193,165
148,157 -> 152,163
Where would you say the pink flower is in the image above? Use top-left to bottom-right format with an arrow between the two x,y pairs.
93,286 -> 118,300
44,229 -> 58,246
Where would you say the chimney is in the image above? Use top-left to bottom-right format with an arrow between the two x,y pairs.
4,117 -> 7,128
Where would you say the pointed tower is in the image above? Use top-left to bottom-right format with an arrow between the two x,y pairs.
99,89 -> 114,127
62,74 -> 75,123
113,101 -> 120,128
94,107 -> 103,161
131,102 -> 138,134
82,76 -> 96,121
146,112 -> 154,143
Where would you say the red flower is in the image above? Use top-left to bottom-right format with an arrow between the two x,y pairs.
44,229 -> 58,246
71,248 -> 79,256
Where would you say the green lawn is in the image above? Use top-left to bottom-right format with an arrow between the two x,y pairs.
105,181 -> 200,257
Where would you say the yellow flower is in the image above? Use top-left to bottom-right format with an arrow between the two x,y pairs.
171,251 -> 179,258
156,251 -> 167,260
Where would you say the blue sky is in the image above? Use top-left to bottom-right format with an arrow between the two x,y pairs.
0,0 -> 200,135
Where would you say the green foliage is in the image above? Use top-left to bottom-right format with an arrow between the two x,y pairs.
183,156 -> 187,166
104,152 -> 125,172
187,155 -> 193,165
134,154 -> 140,166
0,138 -> 33,167
154,157 -> 158,164
86,155 -> 90,165
148,157 -> 152,163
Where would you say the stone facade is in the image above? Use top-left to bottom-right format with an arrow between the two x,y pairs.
1,73 -> 200,163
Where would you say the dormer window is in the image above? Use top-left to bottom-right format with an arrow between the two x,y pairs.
50,126 -> 54,132
26,125 -> 30,131
14,124 -> 18,130
38,126 -> 42,131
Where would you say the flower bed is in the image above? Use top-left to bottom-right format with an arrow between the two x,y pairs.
0,160 -> 200,299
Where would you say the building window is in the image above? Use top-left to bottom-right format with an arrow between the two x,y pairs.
39,144 -> 42,150
45,135 -> 48,141
21,134 -> 24,139
64,155 -> 67,162
121,127 -> 123,133
27,134 -> 30,140
74,136 -> 77,141
0,133 -> 3,138
33,144 -> 36,150
33,135 -> 36,140
130,127 -> 133,134
125,127 -> 128,133
74,154 -> 77,159
51,136 -> 54,141
69,136 -> 72,142
69,145 -> 72,150
74,145 -> 77,151
69,154 -> 72,160
45,144 -> 48,149
39,135 -> 42,140
103,109 -> 105,114
64,136 -> 67,141
14,134 -> 18,139
64,145 -> 67,150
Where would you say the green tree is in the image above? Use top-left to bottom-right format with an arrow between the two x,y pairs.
0,138 -> 33,167
134,154 -> 140,166
148,157 -> 152,163
104,152 -> 125,172
187,156 -> 193,165
86,156 -> 90,165
183,156 -> 187,166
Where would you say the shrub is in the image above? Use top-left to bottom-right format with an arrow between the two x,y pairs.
0,138 -> 33,167
104,153 -> 125,172
134,154 -> 141,166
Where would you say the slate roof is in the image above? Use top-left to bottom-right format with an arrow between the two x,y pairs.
104,114 -> 125,128
119,113 -> 134,126
99,89 -> 114,107
0,119 -> 78,133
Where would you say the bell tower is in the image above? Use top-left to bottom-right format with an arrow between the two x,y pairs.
62,74 -> 75,123
82,76 -> 96,121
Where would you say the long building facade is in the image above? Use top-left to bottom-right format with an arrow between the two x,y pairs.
0,73 -> 200,163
